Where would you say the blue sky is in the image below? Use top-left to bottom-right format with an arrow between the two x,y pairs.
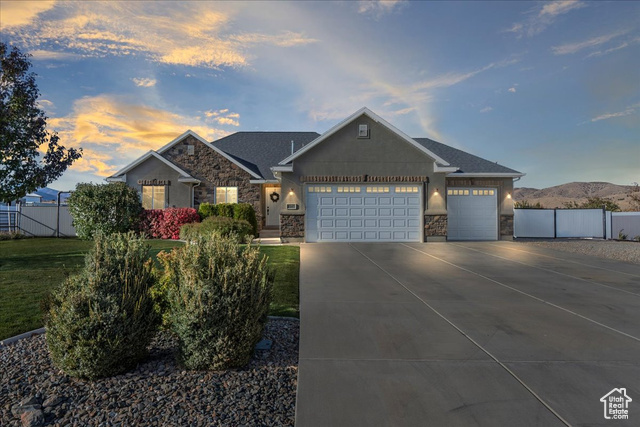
1,0 -> 638,190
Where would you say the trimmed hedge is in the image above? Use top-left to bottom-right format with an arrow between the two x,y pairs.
180,216 -> 253,243
68,182 -> 142,240
140,208 -> 200,239
44,232 -> 159,380
164,234 -> 274,370
198,202 -> 258,236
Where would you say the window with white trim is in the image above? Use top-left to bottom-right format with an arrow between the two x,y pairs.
142,186 -> 166,209
308,186 -> 332,193
216,186 -> 238,203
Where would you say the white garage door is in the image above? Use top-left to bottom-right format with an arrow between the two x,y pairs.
447,188 -> 498,241
306,185 -> 422,242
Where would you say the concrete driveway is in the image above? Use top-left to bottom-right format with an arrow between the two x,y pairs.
295,242 -> 640,426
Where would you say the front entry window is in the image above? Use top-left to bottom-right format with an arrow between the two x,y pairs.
142,186 -> 166,209
216,186 -> 238,204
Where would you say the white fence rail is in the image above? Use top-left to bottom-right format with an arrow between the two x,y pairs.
0,205 -> 76,237
514,209 -> 555,238
515,208 -> 640,240
611,212 -> 640,240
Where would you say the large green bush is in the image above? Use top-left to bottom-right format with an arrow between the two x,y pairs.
197,202 -> 218,220
45,232 -> 159,380
180,216 -> 253,242
216,203 -> 234,218
68,182 -> 142,239
233,203 -> 258,236
164,235 -> 274,370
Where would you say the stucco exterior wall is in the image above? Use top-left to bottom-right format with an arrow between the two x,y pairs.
160,135 -> 263,227
124,156 -> 192,208
282,114 -> 440,215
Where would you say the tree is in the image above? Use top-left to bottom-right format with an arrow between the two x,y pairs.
0,42 -> 81,203
628,182 -> 640,211
563,197 -> 621,212
514,200 -> 544,209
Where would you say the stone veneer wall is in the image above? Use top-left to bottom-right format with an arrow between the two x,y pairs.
425,215 -> 447,237
280,213 -> 304,238
500,215 -> 514,238
161,135 -> 263,229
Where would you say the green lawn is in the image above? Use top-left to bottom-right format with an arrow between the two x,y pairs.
0,238 -> 299,340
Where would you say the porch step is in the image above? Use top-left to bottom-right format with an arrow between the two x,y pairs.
259,229 -> 280,238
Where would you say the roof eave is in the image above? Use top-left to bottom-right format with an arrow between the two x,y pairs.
446,172 -> 526,178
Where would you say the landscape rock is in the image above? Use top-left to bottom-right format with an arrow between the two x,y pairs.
0,319 -> 299,426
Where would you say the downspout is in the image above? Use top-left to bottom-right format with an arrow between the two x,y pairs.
191,182 -> 201,208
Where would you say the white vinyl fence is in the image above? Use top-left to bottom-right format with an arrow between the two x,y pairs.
0,205 -> 76,237
515,208 -> 640,240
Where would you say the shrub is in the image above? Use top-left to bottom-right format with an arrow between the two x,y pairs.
234,203 -> 258,236
139,208 -> 199,240
45,232 -> 159,380
68,182 -> 142,239
180,216 -> 253,242
618,229 -> 628,240
164,235 -> 274,370
0,231 -> 27,240
216,203 -> 234,218
198,203 -> 218,220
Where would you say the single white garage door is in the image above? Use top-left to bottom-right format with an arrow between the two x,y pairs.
306,184 -> 422,242
447,188 -> 498,241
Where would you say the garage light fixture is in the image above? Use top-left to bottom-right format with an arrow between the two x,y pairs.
433,188 -> 439,195
289,188 -> 294,195
507,192 -> 512,199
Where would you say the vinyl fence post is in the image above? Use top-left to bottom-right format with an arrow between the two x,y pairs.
553,209 -> 557,239
602,206 -> 606,240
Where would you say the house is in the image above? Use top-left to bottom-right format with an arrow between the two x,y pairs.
107,107 -> 524,242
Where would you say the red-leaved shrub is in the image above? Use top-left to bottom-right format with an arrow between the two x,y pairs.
140,208 -> 199,239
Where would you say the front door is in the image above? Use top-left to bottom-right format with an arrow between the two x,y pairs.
264,186 -> 281,227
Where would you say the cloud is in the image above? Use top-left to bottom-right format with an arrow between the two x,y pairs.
505,0 -> 586,38
358,0 -> 407,18
204,109 -> 240,126
4,2 -> 318,68
131,78 -> 157,87
584,37 -> 640,59
508,87 -> 517,93
48,95 -> 231,176
479,106 -> 493,113
30,50 -> 80,61
0,0 -> 56,28
552,30 -> 627,55
590,106 -> 636,123
539,0 -> 585,17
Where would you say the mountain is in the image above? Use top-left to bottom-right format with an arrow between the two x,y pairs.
514,182 -> 639,211
34,187 -> 71,203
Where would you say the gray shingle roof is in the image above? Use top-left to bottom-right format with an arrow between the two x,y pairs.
213,132 -> 320,180
413,138 -> 522,175
210,132 -> 520,178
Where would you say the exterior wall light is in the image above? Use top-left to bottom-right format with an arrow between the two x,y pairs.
433,188 -> 439,195
289,188 -> 294,195
507,192 -> 512,199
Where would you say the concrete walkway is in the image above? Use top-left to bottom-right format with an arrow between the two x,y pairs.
295,242 -> 640,426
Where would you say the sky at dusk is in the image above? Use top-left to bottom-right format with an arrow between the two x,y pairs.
1,0 -> 638,191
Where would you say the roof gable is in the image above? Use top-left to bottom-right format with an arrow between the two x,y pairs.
157,130 -> 263,179
107,150 -> 196,180
279,107 -> 450,166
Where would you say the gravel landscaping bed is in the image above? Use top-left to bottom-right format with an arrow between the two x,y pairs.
1,318 -> 299,426
517,239 -> 640,264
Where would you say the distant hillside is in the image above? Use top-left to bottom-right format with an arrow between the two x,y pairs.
34,188 -> 71,203
514,182 -> 639,211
